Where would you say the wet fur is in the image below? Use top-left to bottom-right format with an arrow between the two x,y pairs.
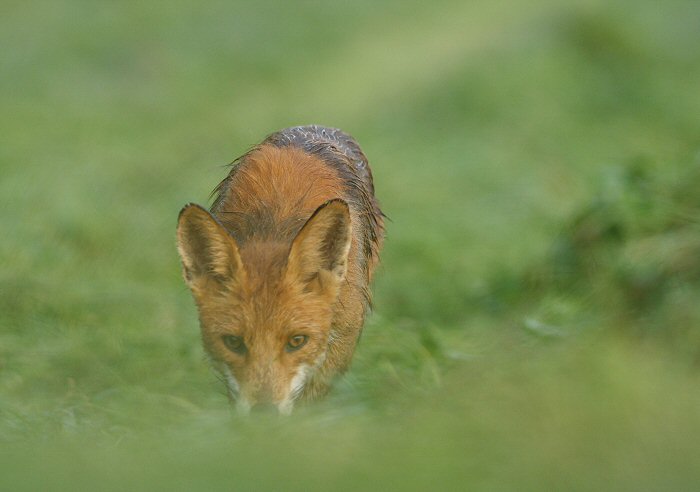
177,126 -> 384,411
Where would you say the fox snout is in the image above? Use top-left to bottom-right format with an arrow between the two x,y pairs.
249,402 -> 279,415
231,369 -> 306,416
236,395 -> 293,416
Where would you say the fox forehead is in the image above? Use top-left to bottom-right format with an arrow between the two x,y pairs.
198,279 -> 333,338
196,237 -> 327,320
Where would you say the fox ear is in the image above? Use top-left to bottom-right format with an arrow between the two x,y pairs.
176,204 -> 243,288
287,199 -> 352,293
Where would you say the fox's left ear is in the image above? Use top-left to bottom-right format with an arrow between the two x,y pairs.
287,199 -> 352,294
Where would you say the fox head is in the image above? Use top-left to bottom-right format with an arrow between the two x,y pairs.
176,199 -> 352,414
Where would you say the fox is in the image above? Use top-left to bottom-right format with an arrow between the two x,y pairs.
176,125 -> 384,414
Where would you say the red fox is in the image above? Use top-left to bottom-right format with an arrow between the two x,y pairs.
177,126 -> 384,414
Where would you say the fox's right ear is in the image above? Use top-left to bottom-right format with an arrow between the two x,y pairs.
176,204 -> 244,289
286,199 -> 352,296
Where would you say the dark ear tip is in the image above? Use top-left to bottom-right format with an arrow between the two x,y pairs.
178,203 -> 208,222
319,198 -> 350,216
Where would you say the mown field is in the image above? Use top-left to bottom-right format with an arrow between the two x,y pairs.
2,0 -> 700,490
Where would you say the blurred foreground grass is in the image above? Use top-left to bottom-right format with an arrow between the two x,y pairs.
2,0 -> 700,490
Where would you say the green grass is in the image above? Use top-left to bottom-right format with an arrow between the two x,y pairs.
2,0 -> 700,489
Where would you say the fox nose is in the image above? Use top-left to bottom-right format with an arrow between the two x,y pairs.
252,402 -> 279,414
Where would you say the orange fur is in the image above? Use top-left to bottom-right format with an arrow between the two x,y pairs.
177,126 -> 384,413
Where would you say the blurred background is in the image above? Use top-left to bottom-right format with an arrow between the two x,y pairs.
2,0 -> 700,489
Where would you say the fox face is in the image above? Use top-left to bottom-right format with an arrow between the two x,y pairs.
177,199 -> 351,414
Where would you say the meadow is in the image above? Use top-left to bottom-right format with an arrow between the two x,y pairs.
2,0 -> 700,489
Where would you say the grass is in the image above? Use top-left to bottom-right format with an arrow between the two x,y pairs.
2,0 -> 700,489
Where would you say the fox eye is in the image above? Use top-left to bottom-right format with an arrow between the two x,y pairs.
286,335 -> 308,352
222,335 -> 247,355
